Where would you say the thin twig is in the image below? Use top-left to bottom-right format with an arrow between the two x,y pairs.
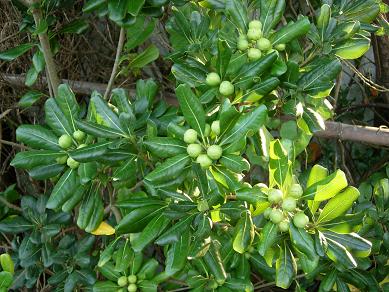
0,139 -> 28,149
104,27 -> 126,100
25,0 -> 60,96
0,197 -> 22,212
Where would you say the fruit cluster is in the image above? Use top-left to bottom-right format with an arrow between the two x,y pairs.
263,183 -> 310,232
56,130 -> 86,169
184,121 -> 223,169
237,20 -> 285,61
206,72 -> 235,96
117,275 -> 138,292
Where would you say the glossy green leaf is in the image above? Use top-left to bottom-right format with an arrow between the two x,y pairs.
11,150 -> 63,169
60,19 -> 89,34
165,230 -> 191,275
317,187 -> 359,223
0,215 -> 33,233
91,93 -> 124,133
132,213 -> 171,252
69,141 -> 111,162
128,45 -> 159,69
0,271 -> 13,288
46,169 -> 79,209
16,125 -> 61,151
271,17 -> 311,45
57,84 -> 80,133
171,63 -> 207,88
221,104 -> 267,145
28,163 -> 65,180
260,0 -> 286,35
289,223 -> 317,260
116,205 -> 166,234
108,0 -> 128,22
18,90 -> 44,108
155,214 -> 196,245
176,84 -> 206,137
75,120 -> 125,139
275,244 -> 296,289
303,169 -> 348,201
83,0 -> 106,13
258,222 -> 280,256
334,38 -> 370,60
220,154 -> 250,173
145,154 -> 191,183
233,211 -> 254,254
45,98 -> 73,136
144,137 -> 187,158
25,67 -> 38,87
269,139 -> 292,190
0,43 -> 34,61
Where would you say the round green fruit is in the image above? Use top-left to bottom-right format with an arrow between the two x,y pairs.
127,284 -> 137,292
73,130 -> 86,142
219,81 -> 234,96
56,155 -> 68,165
257,38 -> 272,51
249,20 -> 262,30
248,48 -> 262,60
293,212 -> 309,228
289,183 -> 303,198
67,157 -> 79,169
237,38 -> 249,51
282,197 -> 296,212
263,207 -> 272,219
127,275 -> 137,284
187,143 -> 202,158
247,28 -> 262,40
184,129 -> 198,144
275,43 -> 286,51
118,276 -> 128,287
269,209 -> 284,224
211,120 -> 220,136
204,124 -> 211,137
268,189 -> 283,203
58,134 -> 72,149
207,145 -> 223,160
196,154 -> 213,169
206,72 -> 221,86
279,221 -> 290,232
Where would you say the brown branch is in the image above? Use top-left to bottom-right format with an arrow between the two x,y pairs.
3,73 -> 389,146
23,0 -> 60,96
104,27 -> 126,100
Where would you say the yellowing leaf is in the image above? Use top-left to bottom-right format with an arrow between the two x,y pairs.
91,221 -> 115,236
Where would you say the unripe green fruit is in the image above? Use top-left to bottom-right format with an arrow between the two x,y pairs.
197,200 -> 209,212
207,145 -> 223,160
196,154 -> 213,169
237,38 -> 249,51
219,81 -> 234,96
187,144 -> 202,158
247,28 -> 262,40
268,189 -> 283,203
67,157 -> 79,169
58,134 -> 72,149
206,72 -> 221,86
207,279 -> 219,289
263,207 -> 272,219
184,129 -> 198,144
293,212 -> 309,228
118,276 -> 128,287
73,130 -> 86,142
289,183 -> 303,198
269,209 -> 284,224
275,43 -> 286,51
279,221 -> 290,232
127,275 -> 137,284
56,155 -> 68,164
127,284 -> 137,292
257,38 -> 272,51
248,48 -> 262,60
211,120 -> 220,136
204,124 -> 211,137
282,197 -> 297,212
249,20 -> 262,30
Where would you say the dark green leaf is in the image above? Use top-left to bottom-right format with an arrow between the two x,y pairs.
0,43 -> 34,61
